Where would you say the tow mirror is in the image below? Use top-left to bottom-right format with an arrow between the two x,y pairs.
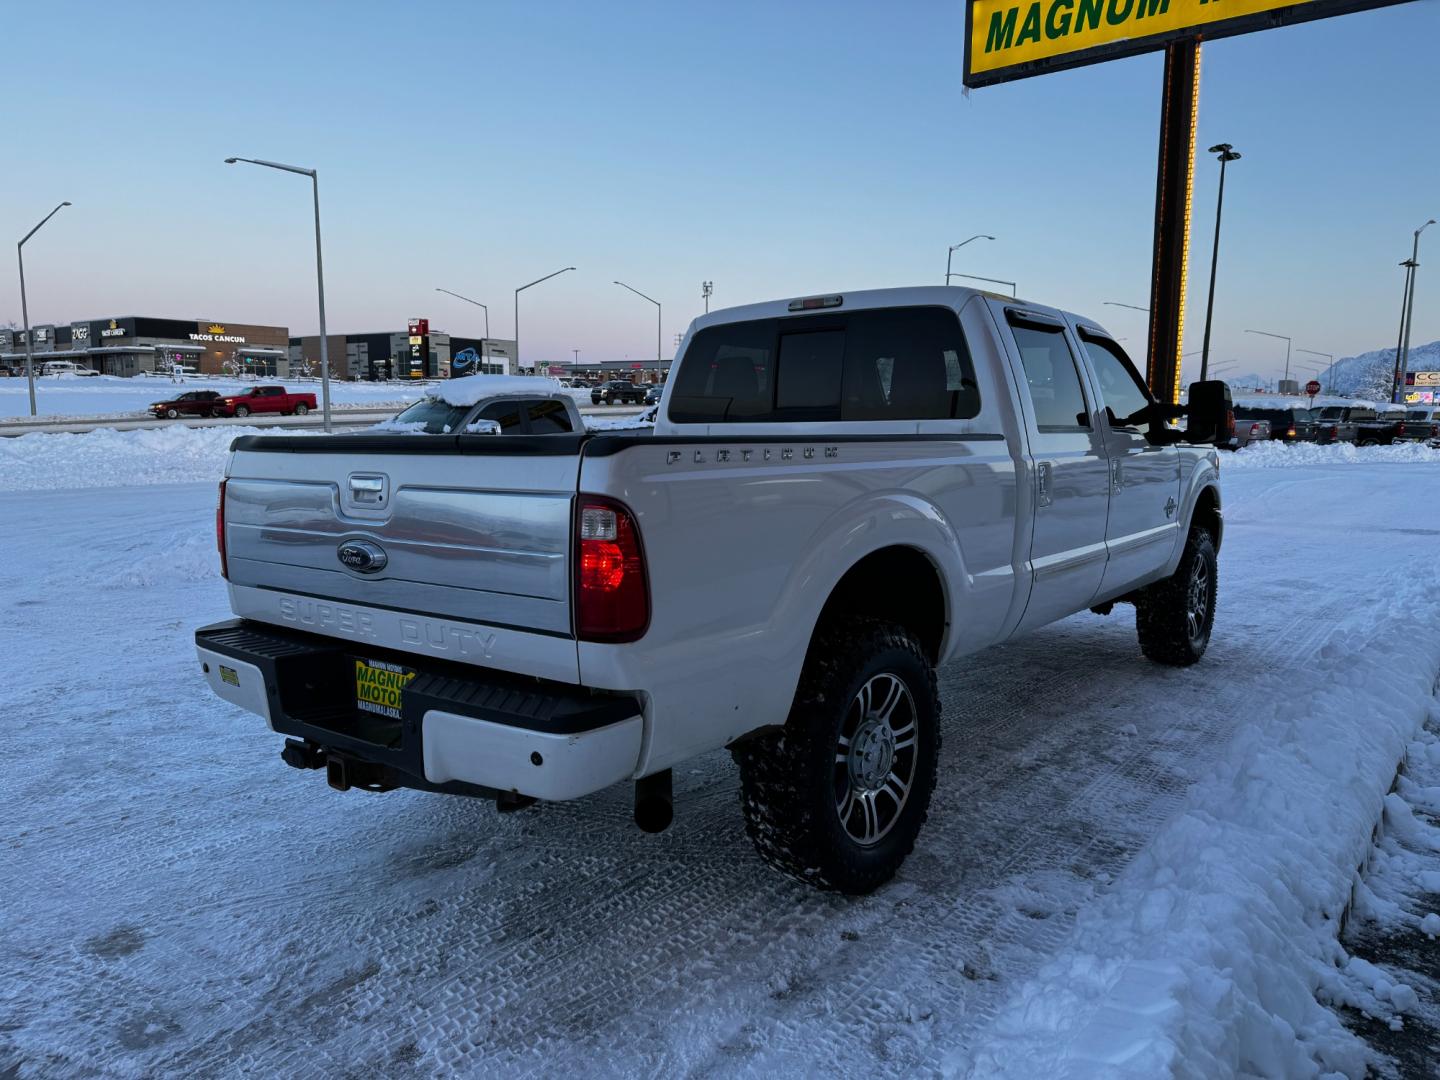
1185,380 -> 1234,446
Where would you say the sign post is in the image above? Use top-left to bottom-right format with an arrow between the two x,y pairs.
963,0 -> 1417,404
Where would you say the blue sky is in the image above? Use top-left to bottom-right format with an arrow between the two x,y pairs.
3,0 -> 1436,380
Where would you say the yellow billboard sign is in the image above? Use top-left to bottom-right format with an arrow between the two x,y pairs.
965,0 -> 1409,86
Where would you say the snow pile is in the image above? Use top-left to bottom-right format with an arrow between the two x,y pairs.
428,375 -> 569,407
584,406 -> 657,431
0,425 -> 310,492
969,573 -> 1440,1079
1225,440 -> 1440,470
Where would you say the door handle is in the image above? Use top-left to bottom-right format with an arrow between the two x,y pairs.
1036,461 -> 1053,508
1110,458 -> 1122,494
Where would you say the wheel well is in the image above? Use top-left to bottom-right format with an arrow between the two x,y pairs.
1191,485 -> 1222,552
814,547 -> 946,664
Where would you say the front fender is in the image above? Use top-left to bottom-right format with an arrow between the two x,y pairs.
1164,450 -> 1223,575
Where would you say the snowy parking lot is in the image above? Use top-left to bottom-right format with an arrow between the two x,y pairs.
3,435 -> 1440,1077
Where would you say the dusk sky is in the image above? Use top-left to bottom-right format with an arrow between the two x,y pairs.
4,0 -> 1436,380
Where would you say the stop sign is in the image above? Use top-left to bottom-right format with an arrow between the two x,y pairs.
1305,380 -> 1321,396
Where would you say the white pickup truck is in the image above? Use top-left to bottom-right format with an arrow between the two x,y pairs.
197,286 -> 1230,893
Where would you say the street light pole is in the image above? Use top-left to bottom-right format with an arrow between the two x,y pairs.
435,288 -> 489,339
614,280 -> 661,368
1398,219 -> 1435,399
225,157 -> 332,431
1103,301 -> 1151,313
1244,328 -> 1292,383
1297,349 -> 1334,393
702,281 -> 713,314
17,200 -> 71,417
514,267 -> 575,372
945,235 -> 995,284
1199,143 -> 1241,383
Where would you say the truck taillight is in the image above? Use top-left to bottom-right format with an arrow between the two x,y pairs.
1249,423 -> 1262,437
216,479 -> 228,580
575,497 -> 648,642
1286,427 -> 1296,438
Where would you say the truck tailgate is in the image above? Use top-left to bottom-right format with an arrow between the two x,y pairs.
222,434 -> 582,668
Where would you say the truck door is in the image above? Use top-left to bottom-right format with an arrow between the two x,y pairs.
1002,308 -> 1112,632
1074,328 -> 1182,597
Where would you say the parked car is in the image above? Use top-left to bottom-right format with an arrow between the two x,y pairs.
1232,405 -> 1316,444
0,363 -> 18,377
591,379 -> 646,405
644,383 -> 663,405
213,385 -> 318,418
40,360 -> 96,376
1223,417 -> 1270,451
375,380 -> 583,435
198,285 -> 1229,894
1314,405 -> 1366,444
150,390 -> 225,419
1403,406 -> 1440,446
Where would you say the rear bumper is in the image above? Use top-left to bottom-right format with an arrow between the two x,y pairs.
195,619 -> 643,801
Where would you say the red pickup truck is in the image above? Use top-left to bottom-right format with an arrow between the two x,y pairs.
214,386 -> 318,418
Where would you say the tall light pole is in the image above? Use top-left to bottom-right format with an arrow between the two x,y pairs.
1245,329 -> 1292,383
1297,348 -> 1334,393
1393,258 -> 1415,401
1397,218 -> 1436,399
17,200 -> 71,417
702,281 -> 713,314
1103,301 -> 1150,313
945,235 -> 995,284
515,267 -> 575,372
225,157 -> 332,431
1199,143 -> 1241,383
614,280 -> 661,369
435,288 -> 489,338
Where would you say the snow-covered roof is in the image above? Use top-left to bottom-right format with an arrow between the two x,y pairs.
425,375 -> 567,407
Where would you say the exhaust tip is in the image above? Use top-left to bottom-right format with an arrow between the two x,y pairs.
634,769 -> 673,833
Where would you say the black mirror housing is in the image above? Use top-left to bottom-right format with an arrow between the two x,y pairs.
1185,380 -> 1234,446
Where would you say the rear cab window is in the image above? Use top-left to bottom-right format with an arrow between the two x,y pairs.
667,305 -> 980,425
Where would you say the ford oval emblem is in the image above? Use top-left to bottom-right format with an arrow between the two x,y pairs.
337,540 -> 388,574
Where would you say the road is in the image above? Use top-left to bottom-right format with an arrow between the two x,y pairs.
2,460 -> 1437,1077
0,403 -> 648,437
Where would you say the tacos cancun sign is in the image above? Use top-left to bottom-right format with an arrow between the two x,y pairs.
189,324 -> 247,344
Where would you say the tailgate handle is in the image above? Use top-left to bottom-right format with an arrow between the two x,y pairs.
348,474 -> 386,505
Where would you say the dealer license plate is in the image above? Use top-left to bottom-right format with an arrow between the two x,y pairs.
354,658 -> 415,719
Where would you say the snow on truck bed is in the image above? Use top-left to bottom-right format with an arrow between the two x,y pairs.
1,437 -> 1439,1077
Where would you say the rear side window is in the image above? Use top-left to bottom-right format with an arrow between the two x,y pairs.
667,306 -> 978,424
526,399 -> 573,434
1009,318 -> 1090,431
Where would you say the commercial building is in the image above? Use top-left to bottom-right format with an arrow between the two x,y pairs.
0,317 -> 290,377
290,324 -> 518,381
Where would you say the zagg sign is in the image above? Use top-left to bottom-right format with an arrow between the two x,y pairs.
965,0 -> 1410,86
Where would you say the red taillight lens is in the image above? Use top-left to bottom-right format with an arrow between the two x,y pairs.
576,498 -> 648,642
1396,423 -> 1407,436
1250,423 -> 1262,436
1224,409 -> 1236,438
1286,427 -> 1296,438
216,479 -> 228,580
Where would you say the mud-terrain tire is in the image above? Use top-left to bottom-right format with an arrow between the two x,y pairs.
1135,526 -> 1217,666
733,616 -> 940,895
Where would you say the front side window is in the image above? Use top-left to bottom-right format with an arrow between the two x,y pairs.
1010,319 -> 1090,431
1080,334 -> 1151,427
474,400 -> 525,433
391,397 -> 472,434
667,306 -> 979,424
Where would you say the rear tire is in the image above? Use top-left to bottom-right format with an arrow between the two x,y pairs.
733,616 -> 940,894
1135,527 -> 1217,666
294,403 -> 309,415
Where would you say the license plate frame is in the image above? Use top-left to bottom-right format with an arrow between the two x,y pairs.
353,657 -> 416,719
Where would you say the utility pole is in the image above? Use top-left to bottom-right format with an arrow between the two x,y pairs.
1199,143 -> 1240,382
1397,219 -> 1435,400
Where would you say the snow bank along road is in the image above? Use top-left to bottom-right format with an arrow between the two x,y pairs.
2,447 -> 1439,1076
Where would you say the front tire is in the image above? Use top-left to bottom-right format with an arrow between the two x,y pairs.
234,405 -> 250,418
1135,527 -> 1217,666
165,407 -> 179,419
733,616 -> 940,894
